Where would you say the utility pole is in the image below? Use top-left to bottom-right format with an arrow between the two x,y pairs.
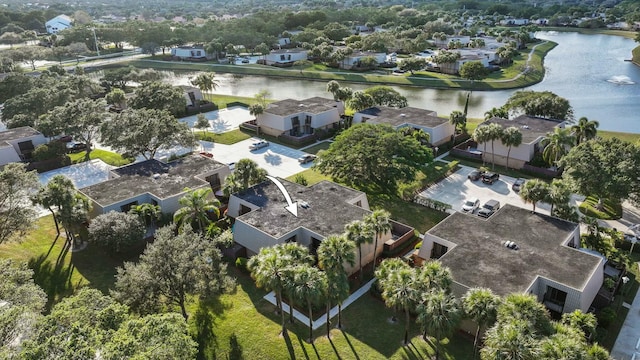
91,27 -> 100,56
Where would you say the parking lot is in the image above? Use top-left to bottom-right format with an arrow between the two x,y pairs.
418,164 -> 553,215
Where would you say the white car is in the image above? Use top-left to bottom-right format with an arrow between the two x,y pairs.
461,198 -> 480,213
249,140 -> 269,151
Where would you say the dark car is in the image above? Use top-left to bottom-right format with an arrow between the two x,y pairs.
482,172 -> 500,185
468,169 -> 485,181
512,178 -> 526,192
478,200 -> 500,218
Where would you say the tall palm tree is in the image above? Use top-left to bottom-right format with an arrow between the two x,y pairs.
546,179 -> 571,216
173,187 -> 220,233
293,264 -> 327,343
486,123 -> 504,170
498,293 -> 553,335
279,243 -> 314,324
129,203 -> 161,227
540,127 -> 574,168
190,72 -> 219,95
484,106 -> 509,121
571,116 -> 599,145
317,234 -> 356,331
344,220 -> 374,282
462,287 -> 501,355
248,246 -> 289,335
416,289 -> 461,360
480,318 -> 540,360
234,158 -> 268,191
375,260 -> 418,345
364,210 -> 391,273
472,125 -> 491,165
449,110 -> 467,134
417,261 -> 453,293
500,127 -> 523,169
32,175 -> 77,236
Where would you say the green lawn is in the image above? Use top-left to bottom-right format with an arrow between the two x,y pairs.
598,130 -> 640,144
195,129 -> 252,145
578,196 -> 623,220
68,149 -> 133,167
301,141 -> 332,155
286,168 -> 332,186
202,93 -> 270,109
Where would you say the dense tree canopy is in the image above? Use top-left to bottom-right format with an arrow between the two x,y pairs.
88,211 -> 146,253
129,81 -> 186,116
0,163 -> 40,244
504,90 -> 574,120
315,123 -> 432,193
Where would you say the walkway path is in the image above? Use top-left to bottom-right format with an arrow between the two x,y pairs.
263,278 -> 376,330
612,262 -> 640,360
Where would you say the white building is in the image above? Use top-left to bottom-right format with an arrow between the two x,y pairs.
255,97 -> 343,139
263,48 -> 307,66
45,15 -> 73,34
341,51 -> 386,70
170,46 -> 208,60
0,127 -> 47,166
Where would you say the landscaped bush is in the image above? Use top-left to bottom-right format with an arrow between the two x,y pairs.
32,142 -> 67,162
578,196 -> 622,220
596,306 -> 617,328
235,257 -> 249,273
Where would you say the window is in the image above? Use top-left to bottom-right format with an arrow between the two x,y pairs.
120,201 -> 138,213
284,235 -> 297,243
431,242 -> 448,259
206,174 -> 221,191
280,54 -> 285,61
239,204 -> 251,216
304,115 -> 312,134
545,286 -> 567,309
290,116 -> 300,136
355,200 -> 362,207
310,237 -> 322,257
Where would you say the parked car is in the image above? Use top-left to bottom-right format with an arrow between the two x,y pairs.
512,178 -> 526,192
249,140 -> 269,151
468,169 -> 485,181
461,198 -> 480,213
66,141 -> 87,153
481,172 -> 500,185
478,200 -> 501,218
241,58 -> 250,63
298,154 -> 317,164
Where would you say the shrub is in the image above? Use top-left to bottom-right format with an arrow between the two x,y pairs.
293,174 -> 308,186
32,142 -> 67,161
88,211 -> 146,253
235,257 -> 249,273
596,307 -> 617,328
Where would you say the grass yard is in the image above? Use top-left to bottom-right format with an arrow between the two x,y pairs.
195,129 -> 252,145
202,93 -> 270,109
578,196 -> 623,220
68,149 -> 133,167
286,168 -> 332,186
301,141 -> 332,155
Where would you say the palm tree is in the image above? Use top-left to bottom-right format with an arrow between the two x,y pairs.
326,80 -> 341,100
561,309 -> 597,341
416,289 -> 461,360
173,187 -> 220,232
546,179 -> 571,215
571,117 -> 599,145
248,245 -> 290,335
480,318 -> 540,360
190,72 -> 219,95
317,234 -> 356,331
129,203 -> 161,227
32,175 -> 76,236
500,127 -> 523,169
462,287 -> 501,355
344,220 -> 374,282
498,293 -> 552,335
234,158 -> 268,190
279,243 -> 314,324
484,106 -> 509,121
449,110 -> 467,135
293,264 -> 327,343
417,261 -> 452,293
472,125 -> 491,165
540,127 -> 574,168
518,179 -> 550,213
375,260 -> 418,345
248,103 -> 264,135
486,123 -> 504,170
364,210 -> 391,273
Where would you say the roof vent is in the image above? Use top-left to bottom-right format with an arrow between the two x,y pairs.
300,201 -> 310,209
400,113 -> 406,117
152,173 -> 161,180
522,125 -> 530,129
503,241 -> 519,250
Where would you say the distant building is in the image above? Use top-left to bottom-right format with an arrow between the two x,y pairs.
0,127 -> 47,166
340,51 -> 386,70
45,15 -> 73,34
171,46 -> 208,60
263,48 -> 307,66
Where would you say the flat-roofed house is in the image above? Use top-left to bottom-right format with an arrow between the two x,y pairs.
46,15 -> 73,34
255,97 -> 343,141
80,155 -> 230,218
475,115 -> 566,169
416,204 -> 604,314
353,106 -> 455,146
264,48 -> 307,66
228,179 -> 415,276
0,127 -> 47,166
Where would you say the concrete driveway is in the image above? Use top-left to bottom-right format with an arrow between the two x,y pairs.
200,138 -> 311,179
419,165 -> 551,215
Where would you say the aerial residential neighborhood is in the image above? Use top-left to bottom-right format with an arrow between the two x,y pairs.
1,0 -> 640,359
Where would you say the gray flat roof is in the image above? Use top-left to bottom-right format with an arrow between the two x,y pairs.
0,127 -> 42,144
270,48 -> 305,54
429,205 -> 601,295
265,97 -> 339,117
235,180 -> 370,238
482,115 -> 563,144
81,155 -> 227,206
359,106 -> 444,128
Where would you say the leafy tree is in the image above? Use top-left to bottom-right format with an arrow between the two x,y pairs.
417,289 -> 462,360
363,85 -> 408,108
449,110 -> 467,134
540,127 -> 574,167
113,225 -> 234,320
101,313 -> 198,360
22,288 -> 129,359
101,67 -> 134,89
431,50 -> 461,74
316,123 -> 432,193
459,61 -> 489,84
194,113 -> 210,135
32,175 -> 77,236
3,85 -> 74,127
88,211 -> 146,253
173,187 -> 221,233
504,90 -> 574,120
519,179 -> 550,212
105,88 -> 127,109
375,260 -> 419,345
128,68 -> 164,83
190,72 -> 219,95
101,108 -> 196,160
500,126 -> 523,169
14,46 -> 48,71
0,73 -> 34,103
39,98 -> 108,160
0,163 -> 40,244
293,265 -> 327,343
546,179 -> 572,216
462,287 -> 501,354
344,220 -> 375,282
347,90 -> 375,112
67,42 -> 90,64
129,81 -> 186,117
560,138 -> 640,208
317,234 -> 356,332
571,117 -> 599,146
399,57 -> 426,74
364,209 -> 392,273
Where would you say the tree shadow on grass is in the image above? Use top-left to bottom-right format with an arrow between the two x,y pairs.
192,296 -> 233,360
228,333 -> 244,360
328,337 -> 343,360
339,329 -> 361,360
28,240 -> 75,311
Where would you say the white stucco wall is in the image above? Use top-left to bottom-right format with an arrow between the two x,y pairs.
417,233 -> 458,260
0,146 -> 21,166
227,195 -> 261,218
478,141 -> 536,167
580,259 -> 605,312
7,134 -> 47,153
265,51 -> 307,64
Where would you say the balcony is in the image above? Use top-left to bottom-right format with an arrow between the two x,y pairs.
383,221 -> 416,253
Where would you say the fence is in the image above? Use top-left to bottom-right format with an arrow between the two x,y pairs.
413,195 -> 452,212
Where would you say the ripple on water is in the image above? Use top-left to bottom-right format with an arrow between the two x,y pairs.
606,75 -> 636,85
